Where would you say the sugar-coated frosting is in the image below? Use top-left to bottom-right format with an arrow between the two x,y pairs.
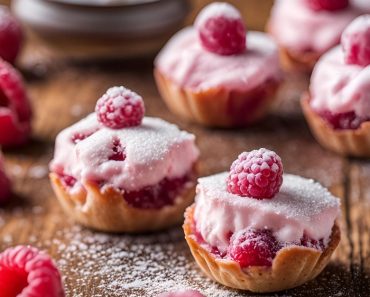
268,0 -> 369,54
194,172 -> 340,254
155,27 -> 282,92
309,46 -> 370,117
50,114 -> 199,192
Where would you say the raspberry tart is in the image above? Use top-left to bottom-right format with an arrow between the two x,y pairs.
49,86 -> 199,232
0,59 -> 32,147
154,2 -> 283,127
157,290 -> 205,297
0,245 -> 64,297
267,0 -> 369,72
184,148 -> 341,292
302,15 -> 370,157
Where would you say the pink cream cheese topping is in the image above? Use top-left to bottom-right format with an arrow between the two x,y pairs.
50,114 -> 199,193
155,28 -> 282,92
268,0 -> 368,54
194,172 -> 340,254
309,46 -> 370,117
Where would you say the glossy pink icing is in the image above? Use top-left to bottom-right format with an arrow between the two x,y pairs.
50,114 -> 199,193
193,172 -> 340,254
309,46 -> 370,117
268,0 -> 369,54
155,27 -> 282,92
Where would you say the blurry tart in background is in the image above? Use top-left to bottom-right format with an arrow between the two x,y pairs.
267,0 -> 370,72
184,148 -> 341,293
154,2 -> 283,128
302,15 -> 370,157
49,86 -> 199,233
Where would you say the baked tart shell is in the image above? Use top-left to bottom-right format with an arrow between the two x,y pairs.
302,95 -> 370,157
154,69 -> 281,128
50,170 -> 196,233
183,205 -> 340,293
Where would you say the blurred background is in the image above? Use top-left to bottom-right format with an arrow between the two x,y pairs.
0,0 -> 275,62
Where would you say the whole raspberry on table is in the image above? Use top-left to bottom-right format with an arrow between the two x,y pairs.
304,0 -> 349,11
341,15 -> 370,67
0,245 -> 65,297
95,86 -> 145,129
0,151 -> 11,204
195,2 -> 246,55
228,228 -> 280,268
0,6 -> 23,64
0,59 -> 32,147
227,148 -> 283,199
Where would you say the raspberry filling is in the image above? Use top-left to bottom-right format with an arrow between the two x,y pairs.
58,171 -> 193,210
123,173 -> 191,209
317,109 -> 370,130
304,0 -> 349,11
193,222 -> 326,268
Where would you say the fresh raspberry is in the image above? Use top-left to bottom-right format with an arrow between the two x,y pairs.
157,290 -> 205,297
341,15 -> 370,67
227,148 -> 283,199
304,0 -> 349,11
109,138 -> 126,161
0,245 -> 64,297
95,86 -> 145,129
195,2 -> 246,55
0,7 -> 23,64
228,228 -> 280,268
0,59 -> 32,147
0,152 -> 11,204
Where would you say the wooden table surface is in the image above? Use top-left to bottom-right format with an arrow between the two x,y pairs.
0,1 -> 369,296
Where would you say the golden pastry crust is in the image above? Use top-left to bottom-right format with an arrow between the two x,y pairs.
154,69 -> 280,128
301,94 -> 370,157
183,205 -> 340,293
49,168 -> 197,233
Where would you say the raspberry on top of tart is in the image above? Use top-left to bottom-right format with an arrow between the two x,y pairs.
184,148 -> 341,292
154,2 -> 282,127
49,86 -> 199,232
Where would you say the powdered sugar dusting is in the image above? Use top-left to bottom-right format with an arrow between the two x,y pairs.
48,225 -> 241,297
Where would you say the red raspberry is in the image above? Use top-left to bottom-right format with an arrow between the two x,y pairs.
341,15 -> 370,67
0,245 -> 64,297
0,7 -> 23,64
0,152 -> 11,204
304,0 -> 349,11
227,148 -> 283,199
0,59 -> 32,147
157,290 -> 205,297
96,86 -> 145,129
228,228 -> 280,268
195,2 -> 246,55
301,233 -> 326,251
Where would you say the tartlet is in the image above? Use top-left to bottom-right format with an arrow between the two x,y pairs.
267,0 -> 369,72
302,15 -> 370,157
49,86 -> 199,233
184,149 -> 341,292
154,2 -> 283,127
